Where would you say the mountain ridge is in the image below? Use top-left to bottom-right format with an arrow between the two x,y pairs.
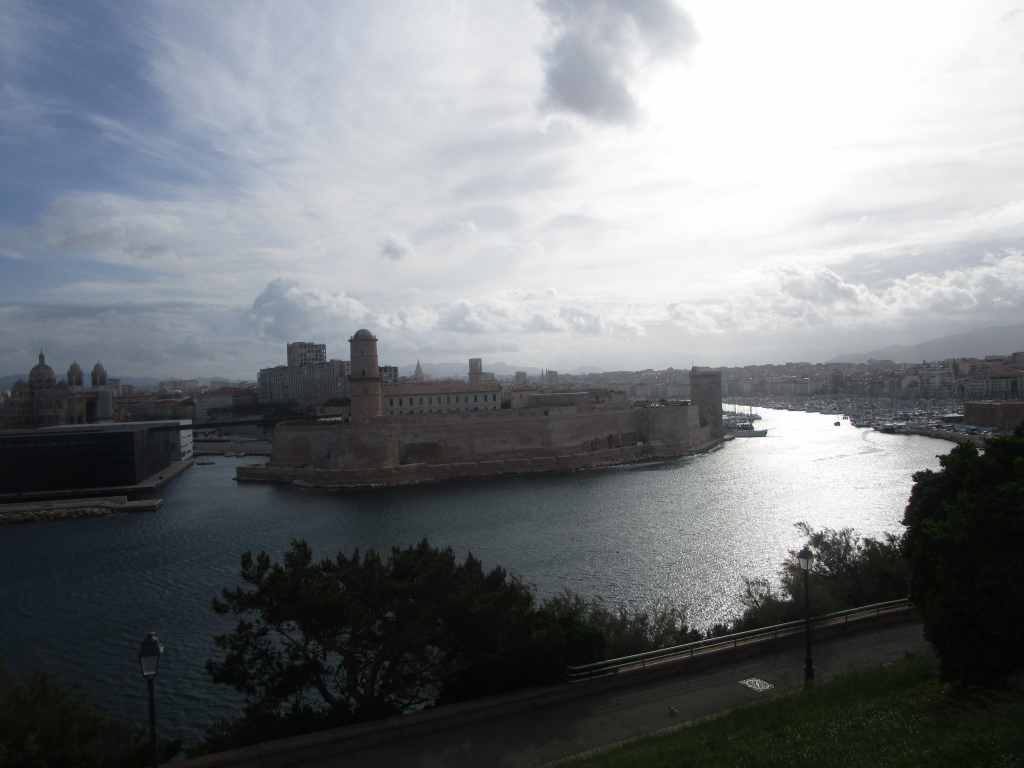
829,323 -> 1024,364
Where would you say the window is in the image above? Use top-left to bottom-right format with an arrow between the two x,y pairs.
389,398 -> 393,406
429,397 -> 432,405
474,395 -> 478,402
456,396 -> 460,403
419,397 -> 423,405
447,396 -> 450,404
399,398 -> 403,406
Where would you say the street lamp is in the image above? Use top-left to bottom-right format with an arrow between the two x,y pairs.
797,547 -> 814,683
138,632 -> 163,768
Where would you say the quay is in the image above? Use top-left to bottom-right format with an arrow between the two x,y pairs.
0,495 -> 163,525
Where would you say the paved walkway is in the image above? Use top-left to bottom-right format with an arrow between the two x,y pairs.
300,621 -> 928,768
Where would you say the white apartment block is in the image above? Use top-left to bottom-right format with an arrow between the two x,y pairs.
257,360 -> 351,406
287,342 -> 327,367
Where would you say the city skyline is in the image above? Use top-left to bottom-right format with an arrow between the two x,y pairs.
3,1 -> 1024,378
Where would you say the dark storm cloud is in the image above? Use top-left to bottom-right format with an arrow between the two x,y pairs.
539,0 -> 697,123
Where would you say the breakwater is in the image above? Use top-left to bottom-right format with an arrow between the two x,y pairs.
0,496 -> 162,525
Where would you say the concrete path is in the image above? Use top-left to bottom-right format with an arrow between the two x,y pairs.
299,621 -> 928,768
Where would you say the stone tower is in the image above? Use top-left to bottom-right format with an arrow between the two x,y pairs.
67,360 -> 84,388
91,361 -> 107,388
468,358 -> 483,385
689,367 -> 723,439
348,329 -> 382,419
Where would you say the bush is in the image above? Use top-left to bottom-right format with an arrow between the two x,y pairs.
0,658 -> 180,767
541,591 -> 701,659
731,524 -> 908,632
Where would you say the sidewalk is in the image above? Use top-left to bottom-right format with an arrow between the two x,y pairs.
227,621 -> 927,768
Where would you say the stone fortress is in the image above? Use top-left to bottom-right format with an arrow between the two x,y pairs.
238,329 -> 724,489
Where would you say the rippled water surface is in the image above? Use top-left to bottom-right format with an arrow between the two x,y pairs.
0,409 -> 952,744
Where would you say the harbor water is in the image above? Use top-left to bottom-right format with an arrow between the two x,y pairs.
0,408 -> 953,745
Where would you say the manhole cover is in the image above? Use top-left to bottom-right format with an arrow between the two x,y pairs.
739,678 -> 774,692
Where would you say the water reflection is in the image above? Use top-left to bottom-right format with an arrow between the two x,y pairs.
0,408 -> 951,743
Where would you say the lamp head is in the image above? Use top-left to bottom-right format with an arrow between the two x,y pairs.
797,547 -> 814,572
138,632 -> 163,679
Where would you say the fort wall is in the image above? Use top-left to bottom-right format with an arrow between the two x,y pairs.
238,327 -> 723,490
243,401 -> 715,489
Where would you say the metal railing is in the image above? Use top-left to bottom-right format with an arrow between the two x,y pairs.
564,598 -> 911,683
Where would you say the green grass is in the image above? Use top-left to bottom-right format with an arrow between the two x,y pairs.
559,657 -> 1024,768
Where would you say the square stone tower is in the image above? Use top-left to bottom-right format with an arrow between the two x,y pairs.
689,368 -> 723,439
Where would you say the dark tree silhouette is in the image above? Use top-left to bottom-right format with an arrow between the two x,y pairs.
903,424 -> 1024,687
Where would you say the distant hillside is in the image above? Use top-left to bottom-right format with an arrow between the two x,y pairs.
395,361 -> 543,378
830,323 -> 1024,364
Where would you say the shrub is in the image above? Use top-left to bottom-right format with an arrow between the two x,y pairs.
0,657 -> 180,767
731,524 -> 908,632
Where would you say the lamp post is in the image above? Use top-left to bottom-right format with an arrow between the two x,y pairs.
138,632 -> 163,768
797,547 -> 814,683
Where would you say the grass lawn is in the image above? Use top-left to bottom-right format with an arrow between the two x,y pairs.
557,656 -> 1024,768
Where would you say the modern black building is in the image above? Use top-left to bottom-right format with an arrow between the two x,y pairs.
0,422 -> 189,495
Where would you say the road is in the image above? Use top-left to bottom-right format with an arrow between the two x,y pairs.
297,621 -> 928,768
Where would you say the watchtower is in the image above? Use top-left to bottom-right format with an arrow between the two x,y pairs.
349,329 -> 382,419
689,368 -> 723,439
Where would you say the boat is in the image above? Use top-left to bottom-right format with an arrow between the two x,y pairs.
195,459 -> 215,466
834,421 -> 841,426
732,421 -> 768,437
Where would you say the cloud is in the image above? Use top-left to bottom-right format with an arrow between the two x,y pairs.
539,0 -> 697,123
380,232 -> 416,260
0,300 -> 267,378
663,251 -> 1024,335
250,279 -> 368,340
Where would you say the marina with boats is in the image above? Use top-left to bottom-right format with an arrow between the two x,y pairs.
723,395 -> 993,445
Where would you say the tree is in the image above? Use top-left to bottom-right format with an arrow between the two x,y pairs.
198,539 -> 566,751
732,524 -> 908,631
902,426 -> 1024,687
541,591 -> 700,660
0,657 -> 180,767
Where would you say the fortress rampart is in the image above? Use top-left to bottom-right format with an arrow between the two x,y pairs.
235,330 -> 723,489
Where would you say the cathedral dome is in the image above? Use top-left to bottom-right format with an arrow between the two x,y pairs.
29,351 -> 56,392
91,361 -> 107,388
67,360 -> 84,388
352,329 -> 376,341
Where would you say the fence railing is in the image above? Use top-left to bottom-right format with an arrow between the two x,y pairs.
564,598 -> 911,683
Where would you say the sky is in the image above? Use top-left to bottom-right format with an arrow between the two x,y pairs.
2,0 -> 1024,379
